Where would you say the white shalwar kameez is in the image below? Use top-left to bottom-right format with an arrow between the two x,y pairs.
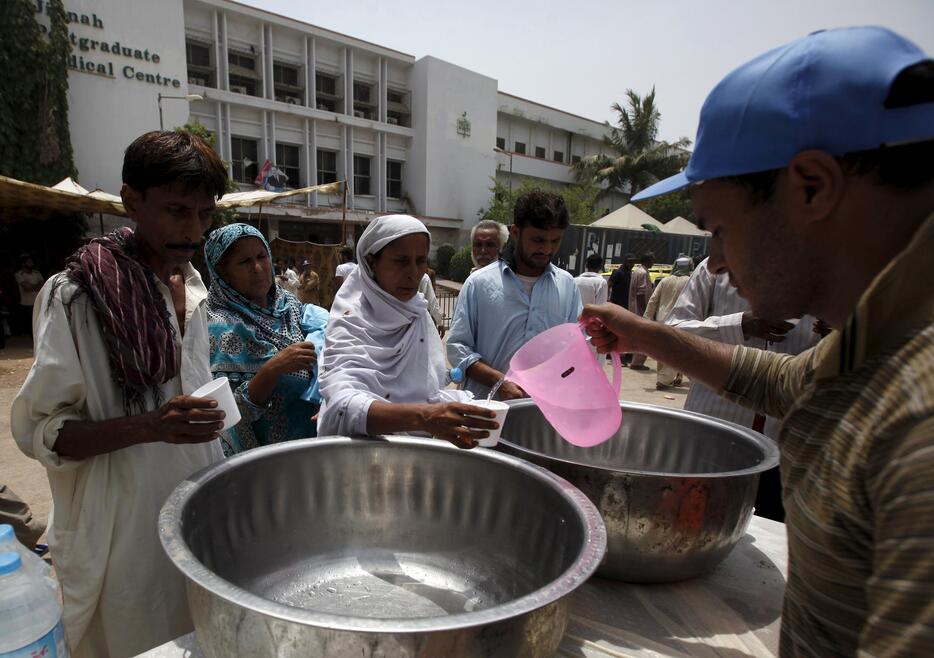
318,215 -> 471,436
11,265 -> 223,658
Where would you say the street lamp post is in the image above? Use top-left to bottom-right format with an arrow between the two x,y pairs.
493,146 -> 513,195
157,93 -> 203,130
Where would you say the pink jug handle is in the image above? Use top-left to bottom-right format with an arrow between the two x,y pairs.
610,351 -> 622,396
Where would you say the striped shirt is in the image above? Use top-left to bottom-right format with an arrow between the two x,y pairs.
723,211 -> 934,656
666,258 -> 820,438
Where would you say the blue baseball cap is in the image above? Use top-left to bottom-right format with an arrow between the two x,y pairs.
632,26 -> 934,201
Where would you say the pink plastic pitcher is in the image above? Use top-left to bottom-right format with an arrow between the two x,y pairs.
506,322 -> 622,447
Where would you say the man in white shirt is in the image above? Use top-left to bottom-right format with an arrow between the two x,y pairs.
665,257 -> 820,519
574,253 -> 608,305
14,255 -> 44,338
333,245 -> 357,295
12,131 -> 228,658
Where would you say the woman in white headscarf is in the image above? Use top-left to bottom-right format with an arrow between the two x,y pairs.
318,215 -> 496,447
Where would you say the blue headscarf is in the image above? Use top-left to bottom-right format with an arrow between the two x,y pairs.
204,224 -> 329,454
204,223 -> 328,394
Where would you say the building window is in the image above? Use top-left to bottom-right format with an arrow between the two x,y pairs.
186,40 -> 214,87
553,151 -> 564,163
535,146 -> 546,159
352,81 -> 376,120
353,155 -> 371,195
273,62 -> 298,87
228,51 -> 255,70
387,160 -> 403,199
316,149 -> 337,184
386,88 -> 410,127
275,143 -> 301,188
315,71 -> 342,112
496,137 -> 506,150
228,75 -> 257,96
231,137 -> 258,184
514,142 -> 526,155
571,154 -> 581,164
273,61 -> 303,104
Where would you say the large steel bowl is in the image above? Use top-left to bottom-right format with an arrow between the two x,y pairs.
498,400 -> 779,583
159,436 -> 606,657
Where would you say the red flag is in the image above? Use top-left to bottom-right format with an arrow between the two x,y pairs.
254,159 -> 271,186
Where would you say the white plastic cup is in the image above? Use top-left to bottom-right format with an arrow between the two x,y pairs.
190,377 -> 241,431
464,400 -> 510,448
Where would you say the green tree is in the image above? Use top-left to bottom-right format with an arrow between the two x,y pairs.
434,243 -> 456,277
573,88 -> 690,199
0,0 -> 76,184
448,245 -> 473,283
478,177 -> 605,226
175,121 -> 239,229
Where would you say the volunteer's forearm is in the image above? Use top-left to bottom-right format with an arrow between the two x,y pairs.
631,318 -> 736,391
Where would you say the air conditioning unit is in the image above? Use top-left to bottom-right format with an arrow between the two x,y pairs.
286,97 -> 299,105
353,110 -> 365,118
387,117 -> 399,125
230,85 -> 248,94
188,76 -> 206,86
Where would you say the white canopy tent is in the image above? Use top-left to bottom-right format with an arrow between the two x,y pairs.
590,204 -> 664,231
661,215 -> 710,237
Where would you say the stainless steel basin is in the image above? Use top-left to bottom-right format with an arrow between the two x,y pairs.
159,436 -> 606,657
498,400 -> 779,583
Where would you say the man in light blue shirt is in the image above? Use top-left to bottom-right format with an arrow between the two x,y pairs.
447,190 -> 583,399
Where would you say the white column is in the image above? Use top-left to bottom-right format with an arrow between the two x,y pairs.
346,125 -> 354,210
309,119 -> 318,206
308,37 -> 317,109
214,100 -> 224,160
224,104 -> 233,179
304,118 -> 312,206
218,12 -> 228,91
377,56 -> 385,124
302,37 -> 309,107
261,110 -> 269,162
346,48 -> 354,116
269,112 -> 277,167
379,132 -> 387,212
264,25 -> 274,101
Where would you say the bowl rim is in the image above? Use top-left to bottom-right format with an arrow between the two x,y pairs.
159,435 -> 607,634
499,399 -> 781,478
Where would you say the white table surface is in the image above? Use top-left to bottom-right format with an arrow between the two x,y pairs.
139,516 -> 787,658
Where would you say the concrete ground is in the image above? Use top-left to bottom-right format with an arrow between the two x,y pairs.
0,335 -> 686,540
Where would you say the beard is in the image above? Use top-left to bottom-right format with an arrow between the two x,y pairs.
740,206 -> 818,321
514,242 -> 550,275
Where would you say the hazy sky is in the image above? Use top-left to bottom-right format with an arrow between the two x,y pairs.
239,0 -> 934,144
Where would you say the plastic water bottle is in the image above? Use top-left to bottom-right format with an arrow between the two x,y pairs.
0,523 -> 53,583
0,551 -> 69,657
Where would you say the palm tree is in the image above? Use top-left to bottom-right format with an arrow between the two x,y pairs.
574,88 -> 691,198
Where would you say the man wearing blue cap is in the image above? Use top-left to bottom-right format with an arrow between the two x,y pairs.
582,27 -> 934,656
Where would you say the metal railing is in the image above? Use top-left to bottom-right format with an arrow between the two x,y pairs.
436,285 -> 460,330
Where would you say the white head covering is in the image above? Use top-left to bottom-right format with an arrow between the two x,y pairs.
318,215 -> 469,436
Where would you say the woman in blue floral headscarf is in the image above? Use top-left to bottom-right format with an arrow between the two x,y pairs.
204,223 -> 329,456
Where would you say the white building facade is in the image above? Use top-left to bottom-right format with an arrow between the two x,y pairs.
40,0 -> 622,245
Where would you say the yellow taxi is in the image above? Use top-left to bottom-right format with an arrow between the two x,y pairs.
649,264 -> 672,285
